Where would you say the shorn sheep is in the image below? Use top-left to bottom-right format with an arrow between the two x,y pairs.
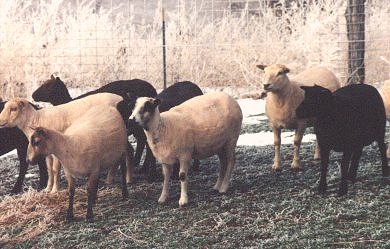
32,75 -> 157,171
140,81 -> 204,180
256,64 -> 340,171
0,101 -> 47,193
0,93 -> 125,193
26,105 -> 128,222
379,79 -> 390,157
129,92 -> 242,206
296,84 -> 389,196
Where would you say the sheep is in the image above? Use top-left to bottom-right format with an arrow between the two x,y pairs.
256,64 -> 341,171
0,93 -> 125,193
129,92 -> 242,206
140,81 -> 204,181
0,101 -> 47,193
379,79 -> 390,158
26,105 -> 129,222
32,75 -> 157,171
296,84 -> 389,196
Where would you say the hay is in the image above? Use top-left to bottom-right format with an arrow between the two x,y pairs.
0,186 -> 120,246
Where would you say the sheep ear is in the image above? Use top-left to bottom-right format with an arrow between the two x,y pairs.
56,77 -> 60,81
281,66 -> 290,74
256,65 -> 267,71
153,98 -> 161,106
50,74 -> 55,80
35,127 -> 48,138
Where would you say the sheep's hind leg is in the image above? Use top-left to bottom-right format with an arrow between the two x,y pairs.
272,126 -> 282,171
338,151 -> 352,196
65,172 -> 75,222
377,140 -> 389,176
125,143 -> 135,184
120,155 -> 129,199
291,125 -> 305,171
158,163 -> 172,204
314,140 -> 321,160
178,157 -> 191,207
86,173 -> 99,222
318,147 -> 330,194
44,156 -> 54,192
214,149 -> 228,192
219,143 -> 236,193
348,147 -> 363,183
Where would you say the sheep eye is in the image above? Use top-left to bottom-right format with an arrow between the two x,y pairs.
10,107 -> 17,112
32,140 -> 41,147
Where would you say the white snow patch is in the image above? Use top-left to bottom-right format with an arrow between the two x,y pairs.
0,150 -> 17,159
237,132 -> 316,147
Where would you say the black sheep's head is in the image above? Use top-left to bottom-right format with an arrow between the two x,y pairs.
32,74 -> 67,103
296,85 -> 333,119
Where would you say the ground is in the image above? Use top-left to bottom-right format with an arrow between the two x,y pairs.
0,99 -> 389,248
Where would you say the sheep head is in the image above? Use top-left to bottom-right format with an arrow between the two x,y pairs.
296,85 -> 333,119
32,75 -> 69,103
27,127 -> 50,165
129,97 -> 161,130
256,64 -> 290,94
0,98 -> 29,128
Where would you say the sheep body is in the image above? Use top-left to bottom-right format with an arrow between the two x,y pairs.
296,84 -> 389,195
27,105 -> 128,221
0,93 -> 124,193
130,92 -> 242,206
256,64 -> 340,171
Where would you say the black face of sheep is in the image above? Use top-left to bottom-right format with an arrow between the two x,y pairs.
32,75 -> 70,104
296,85 -> 333,119
297,84 -> 389,196
26,128 -> 49,165
129,98 -> 161,130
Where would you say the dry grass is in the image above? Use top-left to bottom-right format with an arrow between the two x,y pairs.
0,187 -> 120,246
0,0 -> 389,99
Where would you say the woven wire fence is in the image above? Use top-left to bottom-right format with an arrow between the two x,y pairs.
0,0 -> 389,98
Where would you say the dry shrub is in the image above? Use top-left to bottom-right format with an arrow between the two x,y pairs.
0,187 -> 119,246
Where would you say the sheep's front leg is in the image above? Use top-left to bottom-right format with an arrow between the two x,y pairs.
44,156 -> 53,192
338,151 -> 352,196
318,147 -> 330,194
126,141 -> 135,184
314,140 -> 321,160
272,126 -> 282,171
291,125 -> 305,171
378,140 -> 390,176
37,157 -> 48,190
158,163 -> 172,204
86,173 -> 99,222
50,157 -> 61,193
348,147 -> 363,183
65,172 -> 75,222
178,158 -> 191,207
12,146 -> 28,194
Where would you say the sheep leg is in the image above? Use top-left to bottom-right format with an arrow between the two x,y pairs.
106,166 -> 116,185
348,147 -> 363,183
387,142 -> 390,159
12,146 -> 28,194
50,157 -> 61,193
120,155 -> 129,200
86,173 -> 99,222
338,151 -> 352,196
65,173 -> 75,222
37,157 -> 48,190
318,147 -> 330,194
272,126 -> 282,171
178,157 -> 191,207
134,128 -> 147,168
193,159 -> 200,172
44,156 -> 54,192
314,140 -> 321,160
291,125 -> 305,171
144,145 -> 157,182
377,140 -> 390,176
158,163 -> 172,204
126,141 -> 135,184
219,144 -> 236,193
214,149 -> 228,192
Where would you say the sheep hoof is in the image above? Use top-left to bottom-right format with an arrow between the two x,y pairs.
158,195 -> 168,204
271,166 -> 282,172
179,198 -> 188,207
44,186 -> 52,193
318,185 -> 327,195
66,213 -> 74,223
291,167 -> 301,172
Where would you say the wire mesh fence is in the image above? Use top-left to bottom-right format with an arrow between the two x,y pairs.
0,0 -> 389,98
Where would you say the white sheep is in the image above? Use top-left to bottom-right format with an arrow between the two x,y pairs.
26,105 -> 129,222
0,93 -> 128,193
256,64 -> 340,171
379,79 -> 390,157
129,92 -> 243,207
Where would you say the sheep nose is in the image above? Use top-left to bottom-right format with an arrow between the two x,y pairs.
263,83 -> 271,90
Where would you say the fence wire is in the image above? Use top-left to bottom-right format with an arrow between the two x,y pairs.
0,0 -> 389,98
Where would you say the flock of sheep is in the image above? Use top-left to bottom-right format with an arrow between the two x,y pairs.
0,64 -> 389,222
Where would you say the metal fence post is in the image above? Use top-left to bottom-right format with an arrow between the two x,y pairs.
162,8 -> 167,90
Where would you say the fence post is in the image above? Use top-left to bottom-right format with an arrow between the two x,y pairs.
345,0 -> 366,84
162,8 -> 167,90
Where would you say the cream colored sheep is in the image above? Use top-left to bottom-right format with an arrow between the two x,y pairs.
0,93 -> 126,193
256,64 -> 340,171
379,79 -> 390,157
26,105 -> 128,222
129,92 -> 242,207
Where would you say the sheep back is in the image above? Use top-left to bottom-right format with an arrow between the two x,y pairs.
291,66 -> 341,92
161,92 -> 242,160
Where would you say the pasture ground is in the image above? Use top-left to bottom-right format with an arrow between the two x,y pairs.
0,100 -> 389,248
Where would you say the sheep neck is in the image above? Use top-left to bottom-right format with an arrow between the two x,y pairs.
144,111 -> 166,146
43,129 -> 72,164
268,81 -> 304,108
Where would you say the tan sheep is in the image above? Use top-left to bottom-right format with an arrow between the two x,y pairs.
26,105 -> 128,222
256,64 -> 340,171
379,79 -> 390,157
129,92 -> 242,207
0,93 -> 126,193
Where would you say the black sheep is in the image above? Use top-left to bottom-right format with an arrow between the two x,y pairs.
32,75 -> 157,171
0,101 -> 47,193
296,84 -> 389,196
